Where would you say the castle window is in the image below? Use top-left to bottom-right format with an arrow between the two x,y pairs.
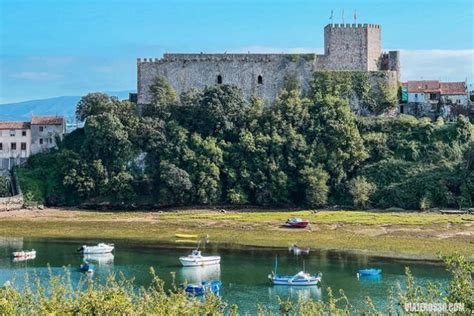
258,75 -> 263,85
327,48 -> 330,54
346,44 -> 349,49
217,75 -> 222,84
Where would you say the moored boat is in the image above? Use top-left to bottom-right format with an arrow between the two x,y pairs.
179,249 -> 221,267
183,280 -> 222,296
288,244 -> 310,255
80,261 -> 96,272
12,250 -> 36,258
358,268 -> 382,276
175,233 -> 198,239
78,243 -> 114,254
285,217 -> 309,228
269,271 -> 322,286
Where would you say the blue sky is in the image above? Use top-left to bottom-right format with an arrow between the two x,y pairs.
1,0 -> 473,103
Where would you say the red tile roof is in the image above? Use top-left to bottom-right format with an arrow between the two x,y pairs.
406,80 -> 440,93
440,82 -> 467,95
31,116 -> 64,125
405,80 -> 467,95
0,122 -> 30,130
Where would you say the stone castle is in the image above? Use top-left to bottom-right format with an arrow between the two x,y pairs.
136,23 -> 400,105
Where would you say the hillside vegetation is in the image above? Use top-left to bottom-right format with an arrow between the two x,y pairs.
16,73 -> 474,209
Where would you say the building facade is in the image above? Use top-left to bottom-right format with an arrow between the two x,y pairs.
136,23 -> 400,106
0,116 -> 65,169
400,80 -> 469,118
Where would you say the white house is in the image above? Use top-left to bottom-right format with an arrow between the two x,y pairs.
0,116 -> 65,169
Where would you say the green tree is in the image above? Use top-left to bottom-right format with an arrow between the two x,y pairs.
142,76 -> 178,118
76,93 -> 116,121
348,176 -> 376,208
300,166 -> 330,207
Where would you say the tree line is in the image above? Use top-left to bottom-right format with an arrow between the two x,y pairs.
16,72 -> 474,209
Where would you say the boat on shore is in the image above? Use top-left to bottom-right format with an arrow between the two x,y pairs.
183,280 -> 222,296
358,268 -> 382,276
179,249 -> 221,267
175,233 -> 198,239
78,243 -> 114,254
285,217 -> 309,228
269,271 -> 322,286
12,250 -> 36,258
288,244 -> 310,255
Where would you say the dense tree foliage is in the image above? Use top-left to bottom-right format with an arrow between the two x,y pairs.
17,76 -> 474,209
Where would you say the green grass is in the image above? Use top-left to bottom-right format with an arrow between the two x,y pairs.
0,209 -> 472,260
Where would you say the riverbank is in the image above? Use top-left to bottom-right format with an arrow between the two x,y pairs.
0,208 -> 473,261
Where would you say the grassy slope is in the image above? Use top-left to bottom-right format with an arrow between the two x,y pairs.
0,210 -> 472,260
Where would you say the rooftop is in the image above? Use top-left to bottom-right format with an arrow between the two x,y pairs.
405,80 -> 467,95
0,122 -> 30,130
31,116 -> 64,125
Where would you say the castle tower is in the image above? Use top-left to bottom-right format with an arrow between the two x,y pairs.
324,23 -> 381,71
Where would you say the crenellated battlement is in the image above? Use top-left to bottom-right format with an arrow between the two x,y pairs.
325,23 -> 380,29
137,53 -> 319,64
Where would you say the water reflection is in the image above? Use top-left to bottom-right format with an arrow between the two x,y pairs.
358,274 -> 382,283
180,265 -> 221,284
83,253 -> 114,265
268,285 -> 322,301
12,255 -> 36,263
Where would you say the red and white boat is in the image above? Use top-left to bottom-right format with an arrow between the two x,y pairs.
285,217 -> 309,228
12,249 -> 36,258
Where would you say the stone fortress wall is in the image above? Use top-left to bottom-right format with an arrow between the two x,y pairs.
137,24 -> 400,105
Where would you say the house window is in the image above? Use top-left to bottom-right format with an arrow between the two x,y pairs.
429,93 -> 437,100
217,75 -> 222,84
0,143 -> 3,151
456,99 -> 461,104
39,138 -> 43,145
48,138 -> 53,144
11,143 -> 16,150
22,130 -> 27,136
400,105 -> 404,114
415,93 -> 418,99
21,143 -> 26,150
39,126 -> 44,132
258,75 -> 263,85
9,130 -> 15,137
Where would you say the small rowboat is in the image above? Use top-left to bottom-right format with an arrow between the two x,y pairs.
358,268 -> 382,276
175,233 -> 198,239
179,249 -> 221,267
184,280 -> 222,296
12,250 -> 36,258
285,217 -> 309,228
289,244 -> 310,255
269,271 -> 322,286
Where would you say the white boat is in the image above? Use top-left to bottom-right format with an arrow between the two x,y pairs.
288,244 -> 310,255
179,249 -> 221,267
12,250 -> 36,258
78,243 -> 114,254
268,271 -> 322,286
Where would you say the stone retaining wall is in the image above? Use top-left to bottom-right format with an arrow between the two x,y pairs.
0,194 -> 24,211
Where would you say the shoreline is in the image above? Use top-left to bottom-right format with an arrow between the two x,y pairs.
0,208 -> 472,262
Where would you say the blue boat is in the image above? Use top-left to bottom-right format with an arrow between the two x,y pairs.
358,268 -> 382,276
184,280 -> 222,296
80,261 -> 96,272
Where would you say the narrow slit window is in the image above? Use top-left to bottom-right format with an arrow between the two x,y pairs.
217,75 -> 222,84
258,75 -> 263,85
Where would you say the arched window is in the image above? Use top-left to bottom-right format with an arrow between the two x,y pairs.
217,75 -> 222,84
258,75 -> 263,85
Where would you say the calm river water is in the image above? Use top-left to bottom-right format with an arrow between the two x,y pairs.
0,237 -> 450,314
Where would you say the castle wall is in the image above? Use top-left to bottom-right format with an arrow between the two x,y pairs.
137,54 -> 316,104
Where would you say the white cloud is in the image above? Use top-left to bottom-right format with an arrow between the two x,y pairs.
397,49 -> 474,83
10,72 -> 61,81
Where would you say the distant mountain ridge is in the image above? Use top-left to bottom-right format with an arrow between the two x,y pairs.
0,91 -> 133,121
